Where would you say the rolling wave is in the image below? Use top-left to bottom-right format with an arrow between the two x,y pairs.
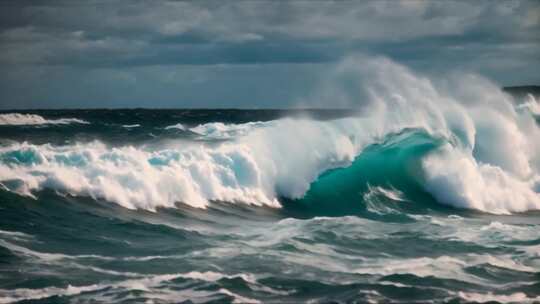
164,121 -> 275,139
0,122 -> 538,214
0,113 -> 89,125
0,57 -> 538,215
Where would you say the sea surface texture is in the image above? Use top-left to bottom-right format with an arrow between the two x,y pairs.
1,93 -> 540,302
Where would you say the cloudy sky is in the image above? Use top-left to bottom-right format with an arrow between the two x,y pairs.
1,0 -> 539,109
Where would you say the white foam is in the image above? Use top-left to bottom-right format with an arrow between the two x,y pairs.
517,94 -> 540,116
218,288 -> 260,304
0,230 -> 33,243
0,239 -> 68,262
456,291 -> 540,303
165,121 -> 275,139
189,121 -> 274,139
362,185 -> 408,215
422,144 -> 540,214
0,237 -> 265,302
353,255 -> 472,280
0,113 -> 89,125
164,123 -> 185,130
0,271 -> 261,304
0,230 -> 32,239
182,271 -> 258,285
364,184 -> 408,202
456,220 -> 534,243
0,284 -> 101,304
0,239 -> 144,278
0,274 -> 181,303
352,253 -> 535,286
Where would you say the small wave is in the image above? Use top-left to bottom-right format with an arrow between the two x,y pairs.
164,123 -> 185,130
456,291 -> 540,304
0,284 -> 101,304
0,239 -> 68,262
122,124 -> 140,128
164,121 -> 274,139
0,239 -> 142,278
352,253 -> 536,286
189,121 -> 273,139
0,270 -> 263,304
0,237 -> 182,262
0,273 -> 185,303
0,229 -> 33,243
0,230 -> 32,239
0,113 -> 89,126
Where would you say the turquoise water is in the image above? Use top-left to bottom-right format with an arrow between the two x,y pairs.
0,110 -> 539,303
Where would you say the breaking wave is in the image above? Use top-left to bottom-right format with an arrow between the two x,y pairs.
0,113 -> 89,126
164,121 -> 275,139
0,56 -> 538,215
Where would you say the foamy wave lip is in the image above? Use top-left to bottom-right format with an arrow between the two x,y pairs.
456,291 -> 540,304
352,253 -> 536,286
164,121 -> 274,139
516,94 -> 540,116
0,273 -> 223,304
189,121 -> 274,139
364,184 -> 408,202
0,274 -> 262,304
421,144 -> 540,214
0,113 -> 89,125
164,123 -> 185,130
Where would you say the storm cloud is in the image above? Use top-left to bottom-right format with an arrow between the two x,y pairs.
0,0 -> 539,108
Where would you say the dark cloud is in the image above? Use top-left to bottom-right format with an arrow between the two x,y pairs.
0,0 -> 538,108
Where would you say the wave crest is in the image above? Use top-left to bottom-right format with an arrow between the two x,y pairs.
0,113 -> 89,126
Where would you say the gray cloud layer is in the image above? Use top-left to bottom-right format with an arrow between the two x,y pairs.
0,0 -> 539,108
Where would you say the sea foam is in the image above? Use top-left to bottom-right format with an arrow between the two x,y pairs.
0,113 -> 89,125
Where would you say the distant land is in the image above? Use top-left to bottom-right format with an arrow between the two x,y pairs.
503,85 -> 540,99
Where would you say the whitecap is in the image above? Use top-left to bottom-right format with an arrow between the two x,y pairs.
0,113 -> 89,125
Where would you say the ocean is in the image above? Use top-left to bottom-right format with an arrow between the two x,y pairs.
0,101 -> 539,303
